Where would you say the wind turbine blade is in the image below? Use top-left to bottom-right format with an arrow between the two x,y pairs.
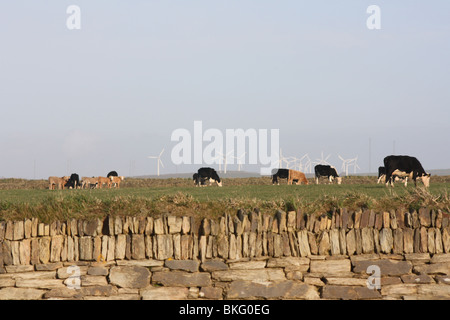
159,148 -> 165,157
159,160 -> 165,168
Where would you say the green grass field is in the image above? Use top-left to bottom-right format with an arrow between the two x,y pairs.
0,176 -> 449,223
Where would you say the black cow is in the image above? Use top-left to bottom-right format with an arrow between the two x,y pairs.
272,168 -> 298,185
107,171 -> 118,178
65,173 -> 80,189
196,167 -> 222,187
314,165 -> 342,185
383,155 -> 430,187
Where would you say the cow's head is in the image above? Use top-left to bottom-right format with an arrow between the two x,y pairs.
336,177 -> 342,185
421,173 -> 431,188
217,180 -> 223,187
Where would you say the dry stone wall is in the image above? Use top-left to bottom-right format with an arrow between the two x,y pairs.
0,207 -> 449,300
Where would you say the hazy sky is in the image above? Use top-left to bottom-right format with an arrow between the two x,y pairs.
1,1 -> 449,178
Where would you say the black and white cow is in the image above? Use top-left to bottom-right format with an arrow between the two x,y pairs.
272,168 -> 289,185
377,166 -> 407,185
377,166 -> 386,184
196,167 -> 222,187
384,155 -> 430,187
107,171 -> 118,178
193,173 -> 208,186
65,173 -> 80,189
314,165 -> 342,185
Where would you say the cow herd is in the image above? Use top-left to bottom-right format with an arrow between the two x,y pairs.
48,171 -> 125,190
193,155 -> 431,188
48,155 -> 431,190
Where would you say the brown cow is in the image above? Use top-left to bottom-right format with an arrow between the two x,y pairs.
110,176 -> 124,188
97,176 -> 111,189
81,177 -> 99,189
287,170 -> 309,185
48,176 -> 68,190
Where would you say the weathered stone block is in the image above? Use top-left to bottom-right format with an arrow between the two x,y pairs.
212,268 -> 285,282
227,280 -> 319,300
131,234 -> 145,260
109,266 -> 151,289
141,287 -> 189,300
79,237 -> 93,261
0,288 -> 45,300
310,259 -> 351,275
200,260 -> 228,272
152,271 -> 211,287
168,216 -> 182,234
165,259 -> 199,273
379,228 -> 393,254
229,260 -> 266,270
322,285 -> 381,300
155,234 -> 173,260
297,230 -> 311,257
39,237 -> 51,264
353,259 -> 412,276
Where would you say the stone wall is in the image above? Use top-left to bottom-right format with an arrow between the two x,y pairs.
0,207 -> 449,300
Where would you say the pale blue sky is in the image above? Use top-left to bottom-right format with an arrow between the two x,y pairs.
1,1 -> 449,178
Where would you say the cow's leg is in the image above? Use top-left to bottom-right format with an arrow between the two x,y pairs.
385,170 -> 395,187
315,177 -> 319,185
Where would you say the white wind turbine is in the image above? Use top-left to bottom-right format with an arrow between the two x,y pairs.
348,156 -> 360,174
233,152 -> 246,171
338,155 -> 360,176
278,148 -> 290,168
313,151 -> 331,166
297,154 -> 312,173
148,148 -> 165,176
338,155 -> 351,176
214,150 -> 233,173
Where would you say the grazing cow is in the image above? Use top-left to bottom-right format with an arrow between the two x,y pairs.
65,173 -> 80,189
314,165 -> 342,185
272,168 -> 289,185
377,166 -> 407,185
110,176 -> 124,188
377,166 -> 386,184
193,173 -> 207,187
196,167 -> 222,187
81,177 -> 99,189
287,169 -> 309,185
107,171 -> 118,178
384,155 -> 430,187
48,176 -> 68,190
97,176 -> 112,189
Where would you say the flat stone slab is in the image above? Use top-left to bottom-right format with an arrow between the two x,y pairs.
165,259 -> 199,273
152,271 -> 211,287
322,285 -> 381,300
141,287 -> 189,300
0,287 -> 46,300
227,280 -> 319,300
352,259 -> 412,276
109,266 -> 151,289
